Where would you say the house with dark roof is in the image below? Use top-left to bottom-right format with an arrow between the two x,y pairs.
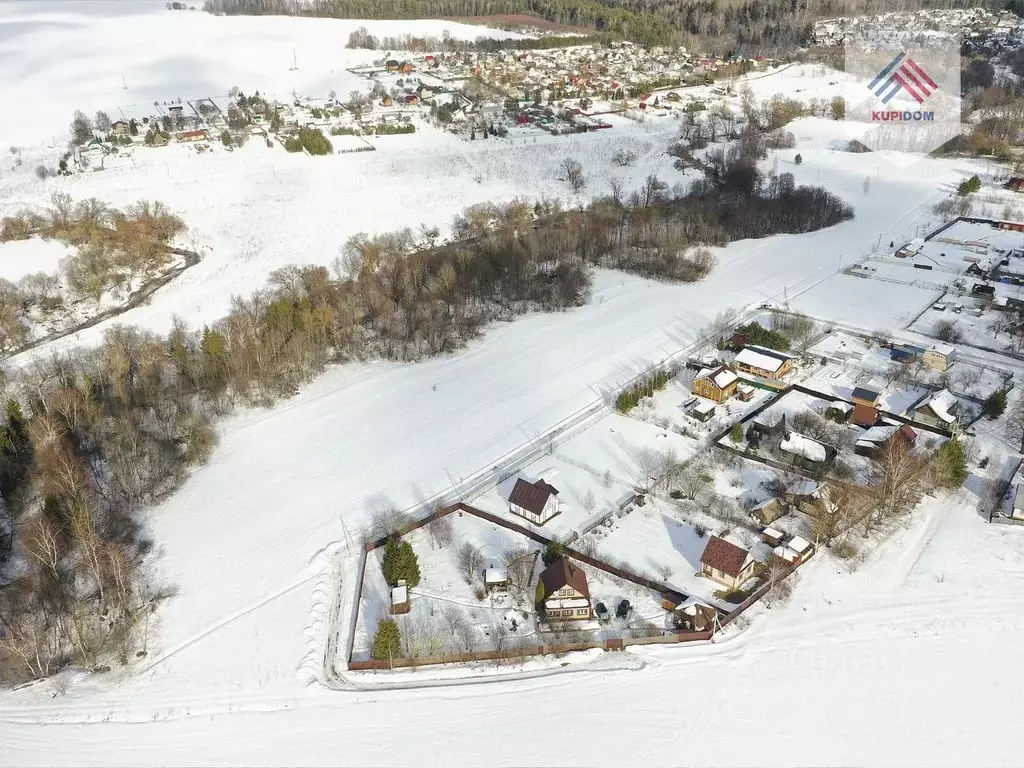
537,558 -> 591,621
850,385 -> 881,408
734,345 -> 793,380
508,477 -> 560,525
699,535 -> 756,590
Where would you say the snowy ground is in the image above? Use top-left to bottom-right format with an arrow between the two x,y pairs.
0,237 -> 74,282
4,3 -> 1024,764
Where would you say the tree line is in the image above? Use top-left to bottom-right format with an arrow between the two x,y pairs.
204,0 -> 997,52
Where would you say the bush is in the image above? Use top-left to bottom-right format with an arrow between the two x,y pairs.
794,153 -> 802,165
934,438 -> 968,489
983,389 -> 1006,419
957,175 -> 982,196
542,539 -> 564,566
371,618 -> 401,661
730,422 -> 743,443
615,368 -> 670,413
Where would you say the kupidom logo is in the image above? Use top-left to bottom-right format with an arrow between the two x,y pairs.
868,52 -> 938,121
845,30 -> 963,161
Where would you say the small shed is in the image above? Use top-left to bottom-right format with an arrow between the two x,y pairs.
390,580 -> 411,614
660,590 -> 687,611
761,526 -> 785,547
484,566 -> 509,593
736,383 -> 755,402
691,400 -> 716,422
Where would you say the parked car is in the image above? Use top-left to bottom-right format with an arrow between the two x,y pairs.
615,599 -> 632,619
595,602 -> 610,622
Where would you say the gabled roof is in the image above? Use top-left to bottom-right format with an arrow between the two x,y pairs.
539,557 -> 589,600
917,388 -> 958,423
852,403 -> 880,426
735,345 -> 790,373
695,364 -> 738,390
508,477 -> 559,515
700,535 -> 751,577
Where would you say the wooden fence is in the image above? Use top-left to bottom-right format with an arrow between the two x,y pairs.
347,500 -> 807,671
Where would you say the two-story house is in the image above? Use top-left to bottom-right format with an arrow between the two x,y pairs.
538,557 -> 592,621
508,477 -> 560,525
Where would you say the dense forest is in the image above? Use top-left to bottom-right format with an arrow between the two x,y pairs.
203,0 -> 1002,51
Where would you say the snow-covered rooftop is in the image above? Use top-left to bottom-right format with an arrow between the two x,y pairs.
917,389 -> 958,424
736,346 -> 789,373
696,365 -> 738,389
780,432 -> 827,462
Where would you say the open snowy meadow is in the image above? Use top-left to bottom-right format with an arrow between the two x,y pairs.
1,2 -> 1023,766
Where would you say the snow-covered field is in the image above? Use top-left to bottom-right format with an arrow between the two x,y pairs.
3,2 -> 1024,765
0,237 -> 74,281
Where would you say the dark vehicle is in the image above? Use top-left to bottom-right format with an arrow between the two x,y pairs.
595,602 -> 610,622
615,599 -> 632,619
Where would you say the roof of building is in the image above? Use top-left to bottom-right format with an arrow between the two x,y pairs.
762,526 -> 784,539
827,401 -> 854,413
852,402 -> 880,426
735,346 -> 789,373
851,385 -> 881,403
857,424 -> 915,447
700,535 -> 752,577
485,567 -> 508,583
917,388 -> 959,423
695,364 -> 738,390
508,477 -> 559,515
780,432 -> 827,462
788,535 -> 812,555
928,342 -> 955,356
692,400 -> 717,415
539,557 -> 590,600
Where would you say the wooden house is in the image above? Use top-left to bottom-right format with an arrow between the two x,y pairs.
855,424 -> 917,457
733,345 -> 794,380
508,477 -> 560,525
693,365 -> 739,403
912,389 -> 960,432
749,497 -> 786,525
699,536 -> 756,590
538,558 -> 592,621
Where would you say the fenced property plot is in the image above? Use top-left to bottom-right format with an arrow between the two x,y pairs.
344,502 -> 811,672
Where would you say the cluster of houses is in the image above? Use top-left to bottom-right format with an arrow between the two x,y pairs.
812,8 -> 1024,47
366,42 -> 772,133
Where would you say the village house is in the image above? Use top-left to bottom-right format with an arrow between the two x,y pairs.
699,535 -> 757,591
689,400 -> 716,422
110,120 -> 130,136
779,431 -> 830,470
923,343 -> 955,371
733,345 -> 794,380
538,558 -> 592,621
912,389 -> 960,432
750,497 -> 786,526
786,481 -> 836,522
761,526 -> 785,547
508,477 -> 560,525
855,423 -> 917,457
693,365 -> 739,403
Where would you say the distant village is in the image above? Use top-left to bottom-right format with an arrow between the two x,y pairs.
813,7 -> 1024,48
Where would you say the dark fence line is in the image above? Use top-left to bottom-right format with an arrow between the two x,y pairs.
347,500 -> 784,670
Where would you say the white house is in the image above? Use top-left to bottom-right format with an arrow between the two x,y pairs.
507,477 -> 560,525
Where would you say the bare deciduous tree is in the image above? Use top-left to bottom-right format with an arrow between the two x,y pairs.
456,541 -> 483,584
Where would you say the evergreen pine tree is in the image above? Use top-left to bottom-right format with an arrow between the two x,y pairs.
934,439 -> 968,489
371,617 -> 401,661
381,536 -> 401,585
396,540 -> 421,587
983,390 -> 1006,419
